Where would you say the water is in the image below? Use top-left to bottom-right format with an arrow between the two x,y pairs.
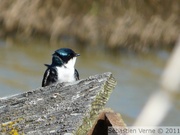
0,38 -> 180,126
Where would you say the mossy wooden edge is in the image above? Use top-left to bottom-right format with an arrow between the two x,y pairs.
76,73 -> 117,134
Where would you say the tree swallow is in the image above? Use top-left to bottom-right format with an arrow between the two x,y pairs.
42,48 -> 80,87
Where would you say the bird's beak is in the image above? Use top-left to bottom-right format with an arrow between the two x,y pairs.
76,53 -> 80,57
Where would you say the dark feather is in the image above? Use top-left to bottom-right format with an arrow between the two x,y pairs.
75,69 -> 79,81
44,64 -> 50,67
42,66 -> 58,87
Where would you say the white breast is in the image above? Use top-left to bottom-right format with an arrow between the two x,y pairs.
56,57 -> 77,83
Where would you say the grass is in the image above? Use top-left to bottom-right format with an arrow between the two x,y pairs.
0,0 -> 179,50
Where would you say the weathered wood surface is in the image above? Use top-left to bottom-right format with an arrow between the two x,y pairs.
0,72 -> 116,135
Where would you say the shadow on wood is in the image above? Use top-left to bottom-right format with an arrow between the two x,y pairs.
0,72 -> 116,135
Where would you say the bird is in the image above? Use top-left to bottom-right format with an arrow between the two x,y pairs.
42,48 -> 80,87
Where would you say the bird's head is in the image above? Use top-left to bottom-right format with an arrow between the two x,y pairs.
52,48 -> 80,67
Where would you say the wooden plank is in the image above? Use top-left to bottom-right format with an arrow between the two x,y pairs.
88,109 -> 126,135
0,72 -> 116,135
105,112 -> 126,127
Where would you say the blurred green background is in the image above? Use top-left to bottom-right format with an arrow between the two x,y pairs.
0,0 -> 180,126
